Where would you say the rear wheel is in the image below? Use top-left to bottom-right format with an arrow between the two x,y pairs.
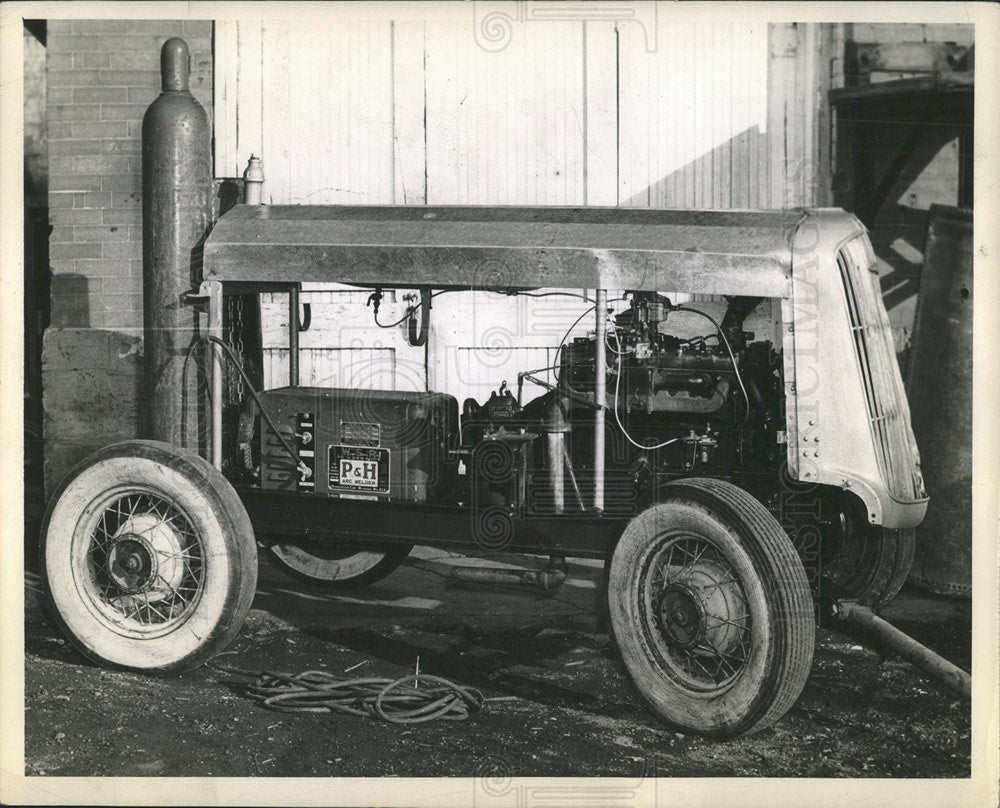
266,540 -> 411,589
607,478 -> 815,738
40,440 -> 258,674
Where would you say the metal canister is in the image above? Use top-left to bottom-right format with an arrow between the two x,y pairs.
905,205 -> 973,597
243,155 -> 264,204
542,397 -> 571,514
142,37 -> 212,449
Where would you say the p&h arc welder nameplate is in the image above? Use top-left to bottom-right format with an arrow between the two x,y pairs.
329,445 -> 390,494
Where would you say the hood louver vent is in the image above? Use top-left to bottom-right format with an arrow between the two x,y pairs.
838,238 -> 925,501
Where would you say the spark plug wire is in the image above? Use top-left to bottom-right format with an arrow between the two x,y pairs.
609,325 -> 683,451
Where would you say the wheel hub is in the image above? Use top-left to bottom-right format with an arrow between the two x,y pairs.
658,585 -> 706,648
654,551 -> 748,663
108,513 -> 186,602
106,536 -> 157,593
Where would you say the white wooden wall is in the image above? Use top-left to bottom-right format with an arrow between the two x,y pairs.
214,10 -> 796,400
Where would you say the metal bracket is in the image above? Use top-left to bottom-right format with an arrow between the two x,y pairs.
181,286 -> 211,305
202,280 -> 224,470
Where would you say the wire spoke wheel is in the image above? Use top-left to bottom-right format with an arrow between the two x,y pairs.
81,489 -> 205,638
41,440 -> 258,673
608,478 -> 815,738
644,534 -> 752,690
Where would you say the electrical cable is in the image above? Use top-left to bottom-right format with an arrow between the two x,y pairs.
609,325 -> 683,451
605,330 -> 634,356
372,288 -> 502,330
407,289 -> 431,347
499,290 -> 590,300
373,290 -> 442,336
375,307 -> 416,329
205,336 -> 308,477
552,296 -> 628,387
208,663 -> 485,724
557,305 -> 597,352
551,304 -> 595,387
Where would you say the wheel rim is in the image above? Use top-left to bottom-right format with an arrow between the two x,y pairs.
822,509 -> 881,595
269,542 -> 390,581
639,532 -> 753,692
73,488 -> 205,639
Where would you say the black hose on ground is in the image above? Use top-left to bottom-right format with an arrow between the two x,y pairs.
209,663 -> 485,723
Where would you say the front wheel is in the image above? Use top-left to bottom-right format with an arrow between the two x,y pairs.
40,440 -> 258,674
607,478 -> 815,738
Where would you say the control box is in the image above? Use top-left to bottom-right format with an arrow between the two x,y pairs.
258,387 -> 459,504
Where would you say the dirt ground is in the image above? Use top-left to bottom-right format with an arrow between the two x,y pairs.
23,546 -> 971,780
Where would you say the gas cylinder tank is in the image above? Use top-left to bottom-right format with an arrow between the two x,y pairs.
141,37 -> 212,449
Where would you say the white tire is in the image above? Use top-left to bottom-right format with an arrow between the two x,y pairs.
40,440 -> 257,673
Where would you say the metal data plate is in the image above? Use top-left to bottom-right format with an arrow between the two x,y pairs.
328,445 -> 390,495
341,420 -> 381,447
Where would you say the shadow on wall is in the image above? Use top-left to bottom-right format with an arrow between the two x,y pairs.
49,273 -> 90,328
216,178 -> 243,219
24,208 -> 51,547
622,126 -> 771,210
619,120 -> 960,376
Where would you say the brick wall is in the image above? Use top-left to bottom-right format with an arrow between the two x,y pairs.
43,19 -> 213,492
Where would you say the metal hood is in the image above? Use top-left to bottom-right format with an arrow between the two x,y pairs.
203,204 -> 810,296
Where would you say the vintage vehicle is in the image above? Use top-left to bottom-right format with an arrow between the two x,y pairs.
40,204 -> 926,738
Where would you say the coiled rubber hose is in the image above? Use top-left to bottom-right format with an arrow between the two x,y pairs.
211,664 -> 485,723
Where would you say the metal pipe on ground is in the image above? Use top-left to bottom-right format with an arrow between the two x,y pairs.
834,600 -> 971,699
449,557 -> 568,592
544,397 -> 571,515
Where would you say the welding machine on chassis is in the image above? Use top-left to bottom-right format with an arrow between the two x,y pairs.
40,205 -> 926,738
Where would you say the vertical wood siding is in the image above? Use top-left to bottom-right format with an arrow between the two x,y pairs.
422,18 -> 586,205
616,22 -> 771,208
215,15 -> 799,208
215,12 -> 825,401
